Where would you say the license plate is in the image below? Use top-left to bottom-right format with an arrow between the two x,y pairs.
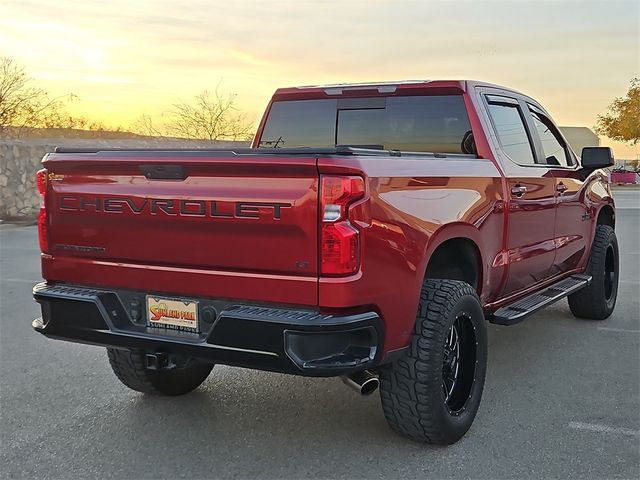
146,296 -> 198,332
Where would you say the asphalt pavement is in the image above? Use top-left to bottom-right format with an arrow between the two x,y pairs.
1,189 -> 638,479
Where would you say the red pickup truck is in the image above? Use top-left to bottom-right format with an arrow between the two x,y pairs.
32,80 -> 618,444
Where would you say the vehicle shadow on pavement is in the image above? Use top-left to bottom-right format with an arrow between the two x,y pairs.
81,369 -> 444,477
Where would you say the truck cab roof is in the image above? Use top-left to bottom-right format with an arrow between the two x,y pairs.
273,80 -> 525,100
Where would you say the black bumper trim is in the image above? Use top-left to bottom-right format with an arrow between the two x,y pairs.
33,283 -> 383,377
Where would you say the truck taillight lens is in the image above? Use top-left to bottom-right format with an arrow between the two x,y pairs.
36,169 -> 48,253
320,176 -> 364,276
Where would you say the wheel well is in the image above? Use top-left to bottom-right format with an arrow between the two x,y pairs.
597,205 -> 615,229
425,238 -> 482,292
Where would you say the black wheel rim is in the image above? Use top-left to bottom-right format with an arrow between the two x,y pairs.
604,244 -> 617,301
442,320 -> 460,403
442,313 -> 477,414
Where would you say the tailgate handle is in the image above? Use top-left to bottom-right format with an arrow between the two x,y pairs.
140,165 -> 187,180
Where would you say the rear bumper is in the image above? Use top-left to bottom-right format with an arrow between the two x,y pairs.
32,283 -> 383,377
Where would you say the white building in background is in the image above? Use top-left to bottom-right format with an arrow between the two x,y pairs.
560,127 -> 638,171
559,126 -> 600,155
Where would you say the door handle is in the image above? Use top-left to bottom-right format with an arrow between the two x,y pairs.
511,185 -> 527,197
556,182 -> 568,193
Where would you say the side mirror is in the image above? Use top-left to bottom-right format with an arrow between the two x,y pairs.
581,147 -> 614,170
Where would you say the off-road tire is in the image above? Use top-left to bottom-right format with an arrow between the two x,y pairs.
379,279 -> 487,444
107,348 -> 214,396
568,224 -> 619,320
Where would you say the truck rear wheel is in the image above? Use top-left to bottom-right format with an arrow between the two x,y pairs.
568,224 -> 619,320
379,279 -> 487,444
107,348 -> 214,396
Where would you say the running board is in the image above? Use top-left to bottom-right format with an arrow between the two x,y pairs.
490,274 -> 592,326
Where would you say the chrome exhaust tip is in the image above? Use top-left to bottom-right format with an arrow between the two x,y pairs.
341,370 -> 379,396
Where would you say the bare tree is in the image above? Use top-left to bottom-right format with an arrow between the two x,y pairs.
131,113 -> 164,137
0,57 -> 75,136
225,111 -> 255,141
167,87 -> 254,141
0,56 -> 43,133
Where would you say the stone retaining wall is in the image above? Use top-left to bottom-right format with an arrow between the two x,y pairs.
0,138 -> 250,220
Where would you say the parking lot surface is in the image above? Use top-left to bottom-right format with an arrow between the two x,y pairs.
1,189 -> 638,479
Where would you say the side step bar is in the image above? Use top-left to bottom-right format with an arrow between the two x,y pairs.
490,274 -> 592,326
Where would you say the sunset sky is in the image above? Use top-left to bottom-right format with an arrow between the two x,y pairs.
1,0 -> 638,157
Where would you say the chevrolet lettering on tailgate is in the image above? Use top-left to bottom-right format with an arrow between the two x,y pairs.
58,196 -> 292,219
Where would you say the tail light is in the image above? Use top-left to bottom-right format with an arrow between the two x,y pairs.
36,169 -> 49,253
320,176 -> 365,276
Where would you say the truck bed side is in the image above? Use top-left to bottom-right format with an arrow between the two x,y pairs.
317,154 -> 505,351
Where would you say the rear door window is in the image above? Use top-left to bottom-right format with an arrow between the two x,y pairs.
486,100 -> 536,165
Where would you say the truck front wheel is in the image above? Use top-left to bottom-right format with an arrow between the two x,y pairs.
107,348 -> 214,396
379,279 -> 487,444
568,224 -> 619,320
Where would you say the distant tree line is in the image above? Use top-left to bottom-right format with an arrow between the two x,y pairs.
0,57 -> 120,137
0,57 -> 254,141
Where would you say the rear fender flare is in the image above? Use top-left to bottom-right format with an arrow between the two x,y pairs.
418,223 -> 485,293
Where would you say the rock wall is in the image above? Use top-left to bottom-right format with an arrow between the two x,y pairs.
0,142 -> 51,220
0,138 -> 250,220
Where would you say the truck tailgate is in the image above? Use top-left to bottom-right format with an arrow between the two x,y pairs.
43,152 -> 319,279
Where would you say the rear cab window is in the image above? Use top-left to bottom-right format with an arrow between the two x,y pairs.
259,99 -> 337,148
258,95 -> 473,154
